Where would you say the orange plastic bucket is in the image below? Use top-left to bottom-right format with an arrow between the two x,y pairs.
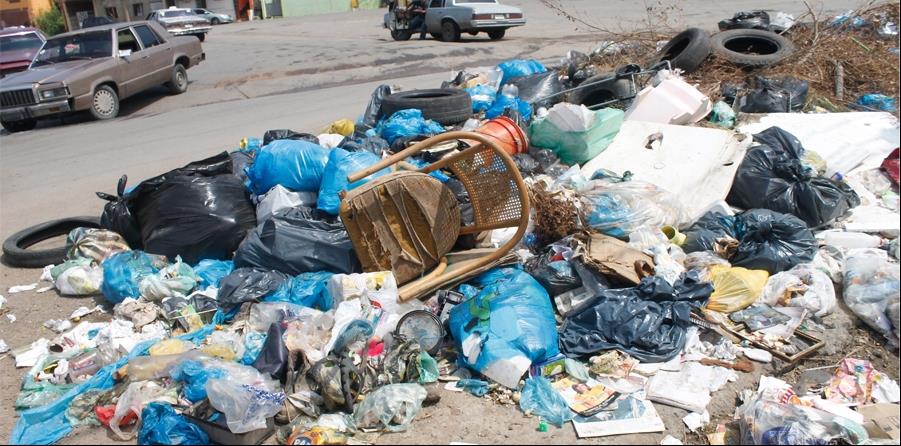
471,116 -> 529,155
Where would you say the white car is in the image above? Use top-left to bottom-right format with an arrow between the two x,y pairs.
191,8 -> 234,25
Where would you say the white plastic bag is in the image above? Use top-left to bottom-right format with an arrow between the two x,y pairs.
55,264 -> 103,296
353,384 -> 427,432
255,184 -> 317,222
843,249 -> 901,346
248,301 -> 323,332
761,263 -> 836,317
205,378 -> 285,434
110,381 -> 177,440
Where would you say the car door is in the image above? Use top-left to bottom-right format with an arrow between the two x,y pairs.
115,27 -> 145,97
132,24 -> 170,85
425,0 -> 444,30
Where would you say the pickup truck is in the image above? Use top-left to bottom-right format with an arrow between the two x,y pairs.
0,21 -> 204,132
147,7 -> 212,41
386,0 -> 525,42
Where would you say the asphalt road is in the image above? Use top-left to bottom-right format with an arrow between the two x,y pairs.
0,0 -> 860,443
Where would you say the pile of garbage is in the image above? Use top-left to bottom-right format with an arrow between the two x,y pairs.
3,8 -> 900,446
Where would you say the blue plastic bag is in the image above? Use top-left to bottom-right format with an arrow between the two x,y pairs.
170,360 -> 224,402
245,139 -> 330,195
449,268 -> 559,388
486,94 -> 532,121
100,250 -> 160,304
138,402 -> 209,445
264,271 -> 335,310
852,94 -> 897,112
519,377 -> 573,427
497,59 -> 546,82
377,109 -> 445,145
466,84 -> 498,112
242,331 -> 267,365
317,148 -> 389,215
455,379 -> 490,397
193,259 -> 234,289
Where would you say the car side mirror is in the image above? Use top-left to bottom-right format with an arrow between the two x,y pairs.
118,49 -> 132,58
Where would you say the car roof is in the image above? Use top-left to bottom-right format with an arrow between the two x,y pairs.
49,21 -> 152,38
0,27 -> 42,37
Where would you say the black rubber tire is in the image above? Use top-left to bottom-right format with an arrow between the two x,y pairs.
649,27 -> 711,74
380,88 -> 472,125
711,29 -> 795,67
568,73 -> 634,108
2,217 -> 101,268
1,119 -> 37,133
211,17 -> 220,25
441,20 -> 460,42
197,33 -> 206,42
89,85 -> 119,120
166,64 -> 188,94
392,29 -> 412,41
487,29 -> 506,40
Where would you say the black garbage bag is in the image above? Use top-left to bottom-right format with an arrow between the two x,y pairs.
728,127 -> 860,227
253,321 -> 289,383
98,152 -> 256,263
361,84 -> 391,129
513,153 -> 540,176
217,267 -> 289,308
739,76 -> 809,113
229,150 -> 254,186
233,207 -> 360,275
718,11 -> 770,30
262,129 -> 319,146
340,133 -> 389,156
525,252 -> 582,297
682,209 -> 818,274
509,71 -> 564,109
559,272 -> 712,362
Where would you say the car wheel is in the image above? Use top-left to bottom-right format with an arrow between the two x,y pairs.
197,33 -> 206,42
487,29 -> 506,40
89,85 -> 119,120
391,29 -> 412,41
167,64 -> 189,94
441,21 -> 460,42
211,17 -> 220,25
1,118 -> 37,133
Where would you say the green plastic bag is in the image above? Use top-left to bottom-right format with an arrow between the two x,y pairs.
417,352 -> 439,384
528,107 -> 624,165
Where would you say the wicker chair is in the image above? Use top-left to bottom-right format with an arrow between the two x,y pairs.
340,131 -> 530,302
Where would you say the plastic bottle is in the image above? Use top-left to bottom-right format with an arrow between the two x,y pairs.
823,231 -> 881,249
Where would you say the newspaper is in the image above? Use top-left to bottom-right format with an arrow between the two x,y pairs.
572,391 -> 665,438
550,376 -> 618,416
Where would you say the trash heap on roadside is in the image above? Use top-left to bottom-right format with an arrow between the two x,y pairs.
3,4 -> 900,446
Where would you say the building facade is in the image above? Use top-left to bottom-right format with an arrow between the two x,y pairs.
262,0 -> 380,18
58,0 -> 236,31
1,0 -> 51,27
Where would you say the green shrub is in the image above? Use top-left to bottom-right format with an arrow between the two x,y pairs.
35,3 -> 66,36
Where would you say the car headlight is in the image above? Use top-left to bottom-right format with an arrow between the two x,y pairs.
40,87 -> 69,100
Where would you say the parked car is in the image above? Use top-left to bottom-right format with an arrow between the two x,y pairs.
0,27 -> 46,78
191,8 -> 234,25
147,7 -> 211,41
385,0 -> 525,42
81,16 -> 117,28
0,21 -> 204,132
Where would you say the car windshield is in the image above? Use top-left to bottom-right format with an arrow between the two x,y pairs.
32,31 -> 112,66
0,33 -> 44,52
161,10 -> 190,17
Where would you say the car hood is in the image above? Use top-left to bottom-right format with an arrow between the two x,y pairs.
0,59 -> 102,86
0,48 -> 39,65
465,3 -> 522,14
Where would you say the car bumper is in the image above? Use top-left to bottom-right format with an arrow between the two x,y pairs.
469,18 -> 526,29
0,99 -> 71,121
168,27 -> 212,36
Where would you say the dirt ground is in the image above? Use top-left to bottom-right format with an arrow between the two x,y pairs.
1,253 -> 898,445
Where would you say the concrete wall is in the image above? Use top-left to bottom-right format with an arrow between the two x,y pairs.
0,0 -> 50,25
278,0 -> 379,18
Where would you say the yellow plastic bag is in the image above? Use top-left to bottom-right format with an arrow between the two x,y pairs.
148,339 -> 194,356
705,265 -> 769,313
322,119 -> 355,137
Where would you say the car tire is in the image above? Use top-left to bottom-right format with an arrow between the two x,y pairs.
568,73 -> 635,108
487,29 -> 506,40
391,29 -> 412,41
380,88 -> 472,125
166,64 -> 189,94
649,28 -> 711,74
89,85 -> 119,120
197,33 -> 206,42
2,217 -> 101,268
441,20 -> 460,42
711,29 -> 794,67
1,119 -> 37,133
211,17 -> 220,25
